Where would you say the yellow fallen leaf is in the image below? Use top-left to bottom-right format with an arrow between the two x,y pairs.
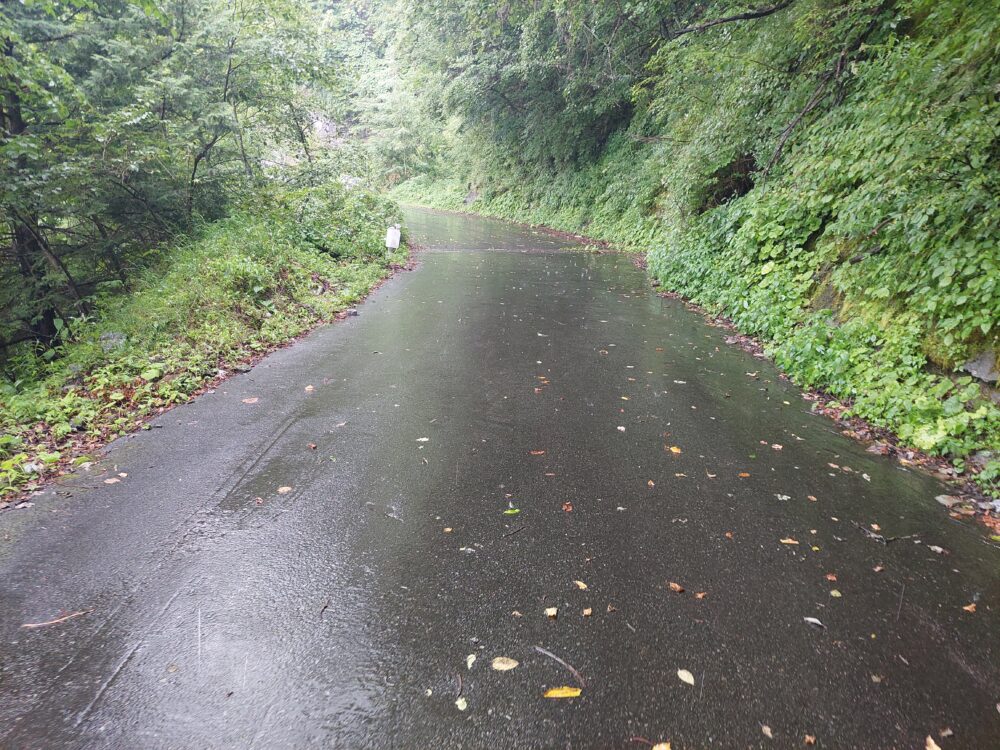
573,580 -> 588,590
738,472 -> 751,478
780,538 -> 799,545
455,696 -> 468,711
925,736 -> 942,750
443,527 -> 453,533
491,656 -> 518,671
830,589 -> 842,598
544,686 -> 582,698
652,744 -> 671,750
669,446 -> 682,454
677,669 -> 695,686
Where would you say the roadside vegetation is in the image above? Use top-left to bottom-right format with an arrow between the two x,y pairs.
1,1 -> 404,499
371,0 -> 999,496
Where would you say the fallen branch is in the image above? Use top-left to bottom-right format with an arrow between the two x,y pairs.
21,610 -> 88,629
669,0 -> 796,38
534,644 -> 586,688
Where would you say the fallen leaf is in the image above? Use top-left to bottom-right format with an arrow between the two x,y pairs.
939,728 -> 954,739
103,478 -> 120,485
677,669 -> 695,686
804,735 -> 816,746
830,589 -> 842,598
582,608 -> 593,617
512,610 -> 523,617
825,573 -> 837,582
503,508 -> 521,515
762,725 -> 774,739
694,592 -> 707,599
925,736 -> 941,750
277,486 -> 293,494
307,443 -> 317,450
962,603 -> 976,613
652,744 -> 671,750
545,607 -> 558,620
443,527 -> 453,533
669,446 -> 682,454
573,580 -> 588,590
738,472 -> 751,478
529,450 -> 546,456
304,385 -> 315,392
647,480 -> 655,488
607,603 -> 617,613
617,425 -> 626,432
870,523 -> 881,532
562,501 -> 573,512
803,616 -> 826,630
873,564 -> 885,573
807,495 -> 818,502
466,654 -> 476,670
668,581 -> 685,593
544,686 -> 582,699
416,437 -> 429,442
725,531 -> 734,539
492,656 -> 518,671
771,444 -> 783,451
780,538 -> 799,545
241,397 -> 259,404
928,545 -> 947,555
455,696 -> 468,711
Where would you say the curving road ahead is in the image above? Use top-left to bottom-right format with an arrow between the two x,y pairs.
1,207 -> 998,748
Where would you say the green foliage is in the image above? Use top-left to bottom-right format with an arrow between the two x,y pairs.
0,183 -> 403,496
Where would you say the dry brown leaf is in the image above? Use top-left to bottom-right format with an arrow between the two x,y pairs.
873,564 -> 885,573
825,573 -> 837,581
582,608 -> 593,617
962,603 -> 976,613
562,501 -> 574,512
780,538 -> 799,545
607,603 -> 617,613
443,527 -> 453,533
668,581 -> 685,593
807,495 -> 818,502
103,477 -> 120,485
694,592 -> 707,599
647,480 -> 655,488
241,397 -> 259,404
738,472 -> 751,478
491,656 -> 518,671
925,736 -> 942,750
669,446 -> 682,454
529,450 -> 546,456
545,607 -> 558,620
804,735 -> 816,746
725,531 -> 734,539
544,686 -> 582,699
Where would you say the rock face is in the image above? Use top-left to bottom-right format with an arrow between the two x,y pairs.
962,350 -> 998,383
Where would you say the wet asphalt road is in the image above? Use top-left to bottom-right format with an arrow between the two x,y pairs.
1,207 -> 999,749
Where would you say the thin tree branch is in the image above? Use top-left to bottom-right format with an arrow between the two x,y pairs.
669,0 -> 796,39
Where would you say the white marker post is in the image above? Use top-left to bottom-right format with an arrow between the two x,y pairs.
385,224 -> 401,258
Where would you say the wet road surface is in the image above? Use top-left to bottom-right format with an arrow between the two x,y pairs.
2,207 -> 999,748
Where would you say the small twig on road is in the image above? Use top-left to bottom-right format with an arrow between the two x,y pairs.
500,526 -> 525,539
21,610 -> 88,629
896,584 -> 905,622
534,644 -> 586,688
455,671 -> 464,697
852,521 -> 919,545
319,600 -> 330,619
